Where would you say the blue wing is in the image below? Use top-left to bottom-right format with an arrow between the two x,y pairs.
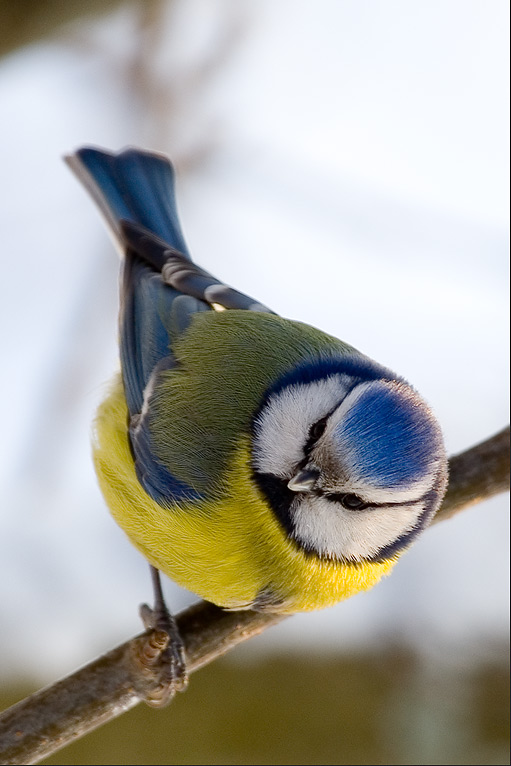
67,147 -> 214,504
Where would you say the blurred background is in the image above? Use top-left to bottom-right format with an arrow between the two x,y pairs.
0,1 -> 509,764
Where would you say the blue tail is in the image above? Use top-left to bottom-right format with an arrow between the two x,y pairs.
68,146 -> 205,418
66,146 -> 191,258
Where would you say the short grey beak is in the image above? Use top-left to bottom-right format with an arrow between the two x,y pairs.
287,468 -> 320,493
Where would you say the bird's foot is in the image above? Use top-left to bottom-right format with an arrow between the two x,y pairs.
134,600 -> 188,707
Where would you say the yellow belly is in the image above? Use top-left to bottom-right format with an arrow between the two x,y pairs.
93,378 -> 398,613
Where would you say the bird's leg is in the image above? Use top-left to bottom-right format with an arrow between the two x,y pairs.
137,565 -> 188,706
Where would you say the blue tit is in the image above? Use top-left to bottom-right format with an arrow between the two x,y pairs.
66,147 -> 448,614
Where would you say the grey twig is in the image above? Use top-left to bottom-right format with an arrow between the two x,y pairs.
433,426 -> 509,524
0,427 -> 509,765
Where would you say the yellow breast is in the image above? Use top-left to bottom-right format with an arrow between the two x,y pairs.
93,377 -> 398,613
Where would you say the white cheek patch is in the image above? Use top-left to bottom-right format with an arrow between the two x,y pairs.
291,495 -> 423,561
252,375 -> 351,477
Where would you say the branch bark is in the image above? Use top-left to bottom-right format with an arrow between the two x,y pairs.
0,426 -> 509,765
433,426 -> 510,523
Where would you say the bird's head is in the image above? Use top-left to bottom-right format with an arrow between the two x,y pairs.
251,357 -> 448,562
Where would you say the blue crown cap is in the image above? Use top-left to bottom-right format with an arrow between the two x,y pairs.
335,382 -> 440,488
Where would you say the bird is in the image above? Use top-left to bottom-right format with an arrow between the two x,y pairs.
66,146 -> 448,619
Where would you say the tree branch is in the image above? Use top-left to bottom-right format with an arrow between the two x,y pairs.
0,427 -> 509,765
433,426 -> 509,523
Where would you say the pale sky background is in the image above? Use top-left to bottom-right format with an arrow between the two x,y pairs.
0,0 -> 509,683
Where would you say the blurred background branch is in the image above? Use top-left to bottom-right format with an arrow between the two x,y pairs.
0,0 -> 123,57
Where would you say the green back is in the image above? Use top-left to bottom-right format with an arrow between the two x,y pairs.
147,310 -> 358,494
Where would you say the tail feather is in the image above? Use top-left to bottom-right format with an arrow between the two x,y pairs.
65,146 -> 191,259
67,146 -> 198,416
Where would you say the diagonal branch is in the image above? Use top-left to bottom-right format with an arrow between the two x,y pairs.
433,426 -> 509,523
0,426 -> 509,765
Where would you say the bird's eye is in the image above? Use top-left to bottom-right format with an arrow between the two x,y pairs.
341,493 -> 368,510
326,493 -> 368,511
304,417 -> 329,457
309,418 -> 327,442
